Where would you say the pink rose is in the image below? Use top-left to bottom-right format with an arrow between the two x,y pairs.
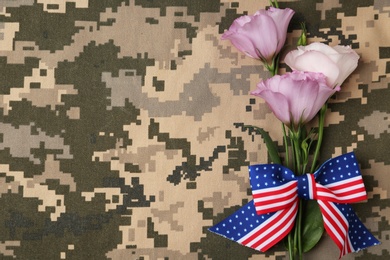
284,42 -> 359,87
251,71 -> 337,128
222,7 -> 295,63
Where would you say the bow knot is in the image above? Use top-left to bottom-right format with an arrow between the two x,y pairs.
296,173 -> 316,200
209,152 -> 380,258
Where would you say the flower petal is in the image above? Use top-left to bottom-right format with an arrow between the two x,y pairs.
240,14 -> 279,60
286,50 -> 340,87
251,83 -> 290,124
266,7 -> 295,52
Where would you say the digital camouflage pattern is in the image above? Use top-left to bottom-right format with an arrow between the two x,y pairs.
0,0 -> 389,259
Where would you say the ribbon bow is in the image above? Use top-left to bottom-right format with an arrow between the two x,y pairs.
209,152 -> 379,258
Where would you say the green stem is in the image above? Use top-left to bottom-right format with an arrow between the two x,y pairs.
288,231 -> 294,260
297,200 -> 303,260
292,131 -> 302,175
269,0 -> 279,8
289,126 -> 308,260
282,123 -> 289,168
264,53 -> 279,76
310,103 -> 327,173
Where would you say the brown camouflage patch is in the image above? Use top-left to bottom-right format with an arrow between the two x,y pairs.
0,0 -> 389,259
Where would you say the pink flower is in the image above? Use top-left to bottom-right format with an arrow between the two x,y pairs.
251,71 -> 337,128
222,7 -> 295,63
284,42 -> 359,87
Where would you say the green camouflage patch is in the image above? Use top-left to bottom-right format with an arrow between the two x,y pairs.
0,0 -> 389,259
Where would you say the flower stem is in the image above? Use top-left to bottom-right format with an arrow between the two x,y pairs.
282,123 -> 290,168
288,126 -> 308,260
288,231 -> 294,260
310,103 -> 327,173
269,0 -> 279,8
292,129 -> 302,175
297,200 -> 303,260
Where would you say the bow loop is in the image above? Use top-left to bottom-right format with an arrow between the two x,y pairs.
249,164 -> 297,215
313,153 -> 368,204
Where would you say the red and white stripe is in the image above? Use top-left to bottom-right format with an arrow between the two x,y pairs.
318,200 -> 354,258
316,176 -> 367,203
249,174 -> 366,255
238,201 -> 298,252
252,181 -> 298,214
306,174 -> 317,199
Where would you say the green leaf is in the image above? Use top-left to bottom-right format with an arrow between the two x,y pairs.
302,200 -> 324,252
244,125 -> 281,164
297,22 -> 307,46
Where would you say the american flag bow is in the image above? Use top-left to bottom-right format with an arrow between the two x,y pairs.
209,152 -> 379,258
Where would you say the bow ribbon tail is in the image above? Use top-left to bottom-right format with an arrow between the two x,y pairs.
318,201 -> 380,259
208,200 -> 298,252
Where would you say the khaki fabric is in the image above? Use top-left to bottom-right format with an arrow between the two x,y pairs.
0,0 -> 389,259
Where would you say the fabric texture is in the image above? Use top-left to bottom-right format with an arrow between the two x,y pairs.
0,0 -> 389,259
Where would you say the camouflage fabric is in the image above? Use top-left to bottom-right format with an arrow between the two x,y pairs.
0,0 -> 389,259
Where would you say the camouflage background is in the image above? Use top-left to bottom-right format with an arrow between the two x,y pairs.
0,0 -> 389,259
